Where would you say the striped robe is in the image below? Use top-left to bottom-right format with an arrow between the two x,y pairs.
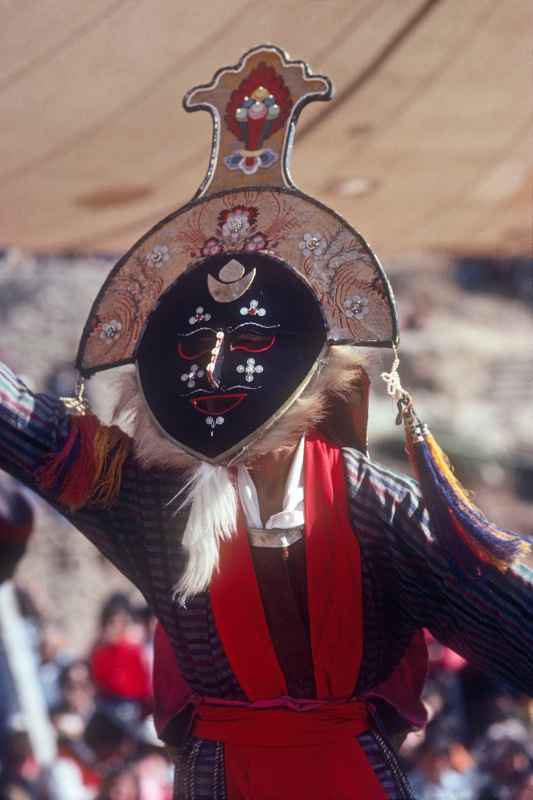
0,362 -> 531,799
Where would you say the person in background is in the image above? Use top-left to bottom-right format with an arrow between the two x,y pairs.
0,477 -> 35,773
90,594 -> 152,715
0,476 -> 34,585
56,659 -> 96,722
95,765 -> 141,800
408,729 -> 478,800
475,722 -> 533,800
46,709 -> 100,800
38,622 -> 72,710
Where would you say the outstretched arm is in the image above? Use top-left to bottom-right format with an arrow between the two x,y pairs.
344,448 -> 533,695
0,361 -> 144,592
390,482 -> 532,694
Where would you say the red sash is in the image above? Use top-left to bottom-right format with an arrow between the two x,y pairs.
206,433 -> 388,799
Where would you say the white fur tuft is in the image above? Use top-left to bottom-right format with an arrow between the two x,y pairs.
174,463 -> 237,601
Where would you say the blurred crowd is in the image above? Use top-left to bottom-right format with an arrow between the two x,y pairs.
0,477 -> 172,799
0,481 -> 531,800
402,634 -> 533,799
0,585 -> 173,800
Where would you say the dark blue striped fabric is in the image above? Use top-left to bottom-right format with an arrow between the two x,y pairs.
343,449 -> 533,696
1,361 -> 532,798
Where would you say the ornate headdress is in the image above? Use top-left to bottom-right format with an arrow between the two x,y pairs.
75,46 -> 396,466
60,46 -> 527,577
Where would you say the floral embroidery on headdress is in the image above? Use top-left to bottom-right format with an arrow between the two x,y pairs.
99,320 -> 122,341
299,232 -> 326,258
343,295 -> 369,319
145,244 -> 170,268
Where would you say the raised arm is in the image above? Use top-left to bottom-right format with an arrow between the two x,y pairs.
344,448 -> 533,695
0,362 -> 143,588
390,481 -> 532,694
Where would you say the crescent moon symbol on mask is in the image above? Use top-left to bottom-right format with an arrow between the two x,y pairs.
207,268 -> 256,303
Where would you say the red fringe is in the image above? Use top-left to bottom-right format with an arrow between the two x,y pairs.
36,415 -> 100,511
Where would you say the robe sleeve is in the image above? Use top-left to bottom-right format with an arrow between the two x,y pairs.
0,361 -> 71,482
391,485 -> 532,694
344,448 -> 533,695
0,361 -> 143,588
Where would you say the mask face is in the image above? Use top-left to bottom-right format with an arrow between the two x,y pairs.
136,251 -> 327,462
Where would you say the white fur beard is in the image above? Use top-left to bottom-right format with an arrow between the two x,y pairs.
174,462 -> 237,601
110,346 -> 367,598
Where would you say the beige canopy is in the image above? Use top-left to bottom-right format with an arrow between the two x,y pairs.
1,0 -> 530,256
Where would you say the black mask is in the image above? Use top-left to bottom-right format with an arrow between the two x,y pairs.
136,251 -> 327,462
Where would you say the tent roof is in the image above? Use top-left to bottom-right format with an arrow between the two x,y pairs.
1,0 -> 530,256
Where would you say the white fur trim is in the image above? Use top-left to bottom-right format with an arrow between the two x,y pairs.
174,462 -> 237,601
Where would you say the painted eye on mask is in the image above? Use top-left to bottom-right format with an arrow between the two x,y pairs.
229,333 -> 276,353
177,333 -> 213,361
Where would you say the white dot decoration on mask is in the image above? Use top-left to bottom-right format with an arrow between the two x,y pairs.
189,306 -> 212,325
236,357 -> 264,383
239,299 -> 266,317
180,364 -> 205,389
205,416 -> 225,435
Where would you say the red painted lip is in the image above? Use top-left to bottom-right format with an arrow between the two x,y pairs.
190,393 -> 246,416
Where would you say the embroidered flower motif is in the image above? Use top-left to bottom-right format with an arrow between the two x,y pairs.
244,232 -> 268,252
298,232 -> 326,258
188,306 -> 212,325
180,364 -> 205,389
206,416 -> 224,430
239,299 -> 266,317
99,319 -> 122,340
145,244 -> 169,267
343,295 -> 369,319
236,357 -> 264,383
224,149 -> 278,175
221,210 -> 252,242
201,237 -> 223,257
217,206 -> 258,242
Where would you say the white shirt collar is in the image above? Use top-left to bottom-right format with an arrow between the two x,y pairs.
237,437 -> 305,529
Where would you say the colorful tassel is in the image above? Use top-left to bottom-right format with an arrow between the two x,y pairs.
381,350 -> 530,577
404,412 -> 530,576
91,424 -> 130,507
36,414 -> 131,512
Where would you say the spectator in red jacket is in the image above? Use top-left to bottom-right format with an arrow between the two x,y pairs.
90,594 -> 152,711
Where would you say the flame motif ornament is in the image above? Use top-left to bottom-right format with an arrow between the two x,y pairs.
223,65 -> 292,175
